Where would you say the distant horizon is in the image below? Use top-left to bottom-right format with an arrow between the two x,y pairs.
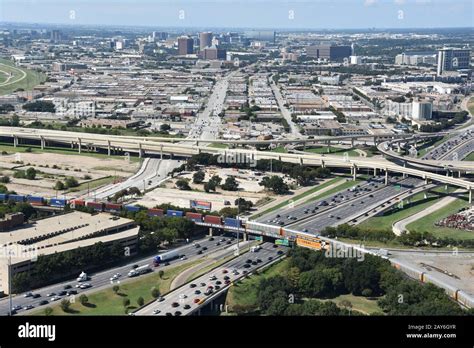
0,0 -> 473,30
1,20 -> 473,33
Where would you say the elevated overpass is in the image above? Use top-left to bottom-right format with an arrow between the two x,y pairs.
1,127 -> 474,202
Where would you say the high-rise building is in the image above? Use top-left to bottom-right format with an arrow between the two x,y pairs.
412,101 -> 433,120
50,30 -> 62,42
306,45 -> 352,61
437,47 -> 471,76
178,36 -> 194,55
199,45 -> 227,60
199,32 -> 213,50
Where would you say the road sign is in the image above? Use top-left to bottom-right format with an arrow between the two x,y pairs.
254,236 -> 263,241
275,239 -> 289,246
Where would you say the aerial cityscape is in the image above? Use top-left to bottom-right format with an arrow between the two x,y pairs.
0,0 -> 472,345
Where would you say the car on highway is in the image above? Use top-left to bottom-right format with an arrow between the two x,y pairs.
67,290 -> 77,296
200,282 -> 206,287
277,250 -> 284,255
194,290 -> 201,295
183,304 -> 191,310
197,250 -> 203,255
165,312 -> 173,316
51,296 -> 61,302
179,294 -> 187,299
64,284 -> 72,290
24,292 -> 33,298
222,269 -> 228,274
174,311 -> 182,316
58,290 -> 67,296
209,275 -> 217,281
46,292 -> 56,297
12,305 -> 22,311
32,293 -> 41,298
23,305 -> 34,310
39,300 -> 49,306
171,302 -> 180,308
158,296 -> 165,302
243,263 -> 251,268
202,247 -> 208,251
153,309 -> 161,315
204,286 -> 214,295
189,283 -> 197,288
194,298 -> 201,303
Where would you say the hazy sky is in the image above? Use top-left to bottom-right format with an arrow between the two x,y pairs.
0,0 -> 473,29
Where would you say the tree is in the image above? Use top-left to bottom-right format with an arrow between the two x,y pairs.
158,270 -> 164,279
0,175 -> 10,183
151,287 -> 160,299
221,176 -> 239,191
209,175 -> 222,187
160,123 -> 171,132
161,227 -> 178,244
79,294 -> 89,306
113,285 -> 120,294
44,307 -> 53,316
193,170 -> 205,184
175,178 -> 191,190
259,176 -> 289,194
64,176 -> 79,188
234,198 -> 253,212
54,181 -> 65,190
25,167 -> 37,180
137,296 -> 145,307
123,298 -> 130,308
60,299 -> 71,312
11,114 -> 20,127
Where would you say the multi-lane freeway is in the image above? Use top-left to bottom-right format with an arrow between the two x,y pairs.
1,235 -> 241,315
135,242 -> 287,316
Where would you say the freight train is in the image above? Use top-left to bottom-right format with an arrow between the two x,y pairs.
0,193 -> 471,308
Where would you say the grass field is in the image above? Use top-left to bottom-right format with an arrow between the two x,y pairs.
226,258 -> 289,311
417,136 -> 450,158
0,142 -> 141,162
208,143 -> 228,149
318,294 -> 382,315
462,152 -> 474,161
407,197 -> 472,240
305,146 -> 360,157
65,176 -> 119,193
34,260 -> 202,316
270,146 -> 287,153
358,186 -> 457,233
0,58 -> 46,95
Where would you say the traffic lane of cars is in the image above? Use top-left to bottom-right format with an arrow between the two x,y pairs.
292,178 -> 422,233
259,176 -> 413,227
137,243 -> 284,316
2,237 -> 235,315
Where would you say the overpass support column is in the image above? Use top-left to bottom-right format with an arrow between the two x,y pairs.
351,138 -> 354,148
424,177 -> 428,185
208,228 -> 213,237
402,161 -> 406,179
299,157 -> 303,165
138,143 -> 143,158
77,138 -> 82,154
40,136 -> 45,150
243,233 -> 247,242
321,160 -> 325,168
160,145 -> 163,160
385,169 -> 389,186
107,141 -> 111,156
352,165 -> 357,181
327,140 -> 330,153
374,137 -> 377,146
373,168 -> 377,176
469,188 -> 472,205
13,136 -> 18,148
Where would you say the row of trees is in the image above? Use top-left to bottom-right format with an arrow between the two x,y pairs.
54,177 -> 79,190
13,167 -> 37,180
322,223 -> 474,249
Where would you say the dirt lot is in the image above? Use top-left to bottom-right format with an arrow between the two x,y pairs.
137,166 -> 294,211
0,152 -> 140,197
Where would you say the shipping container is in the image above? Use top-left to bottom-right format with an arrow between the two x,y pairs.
224,217 -> 242,228
70,199 -> 85,207
85,201 -> 104,211
104,203 -> 122,212
49,198 -> 67,207
166,209 -> 184,217
8,194 -> 25,203
0,194 -> 8,201
124,205 -> 140,212
185,212 -> 203,222
457,290 -> 474,309
148,208 -> 164,217
203,215 -> 222,225
27,196 -> 45,206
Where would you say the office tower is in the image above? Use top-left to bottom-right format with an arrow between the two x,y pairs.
199,32 -> 213,50
306,45 -> 352,61
178,36 -> 194,55
437,47 -> 471,76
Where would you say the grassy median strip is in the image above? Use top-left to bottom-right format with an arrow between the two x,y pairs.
32,260 -> 203,316
304,178 -> 361,204
251,177 -> 344,219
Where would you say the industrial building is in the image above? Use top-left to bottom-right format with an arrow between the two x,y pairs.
306,45 -> 352,61
0,211 -> 139,295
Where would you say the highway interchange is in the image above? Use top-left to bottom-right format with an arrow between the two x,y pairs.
134,242 -> 287,316
0,235 -> 241,315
